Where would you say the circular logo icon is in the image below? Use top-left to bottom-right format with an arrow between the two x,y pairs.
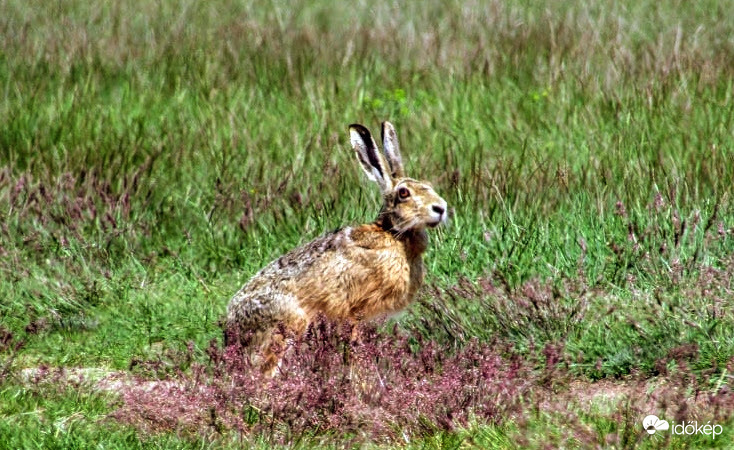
642,415 -> 670,435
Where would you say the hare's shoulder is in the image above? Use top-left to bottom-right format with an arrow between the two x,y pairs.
347,223 -> 398,250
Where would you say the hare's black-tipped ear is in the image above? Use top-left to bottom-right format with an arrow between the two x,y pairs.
381,121 -> 404,178
349,124 -> 394,193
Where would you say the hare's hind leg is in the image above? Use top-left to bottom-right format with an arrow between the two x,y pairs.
260,309 -> 309,377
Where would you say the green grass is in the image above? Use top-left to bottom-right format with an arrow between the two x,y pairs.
1,0 -> 734,447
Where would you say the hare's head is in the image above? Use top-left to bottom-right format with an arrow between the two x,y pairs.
349,122 -> 448,234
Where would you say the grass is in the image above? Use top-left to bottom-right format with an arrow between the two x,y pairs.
1,0 -> 734,447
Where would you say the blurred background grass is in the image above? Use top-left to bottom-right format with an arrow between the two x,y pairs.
1,0 -> 733,446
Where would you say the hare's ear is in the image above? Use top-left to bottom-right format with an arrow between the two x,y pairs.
381,121 -> 405,178
349,124 -> 394,193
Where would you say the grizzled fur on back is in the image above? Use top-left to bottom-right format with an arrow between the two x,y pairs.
225,121 -> 448,375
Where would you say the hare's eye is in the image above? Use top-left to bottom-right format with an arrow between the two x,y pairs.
398,187 -> 411,199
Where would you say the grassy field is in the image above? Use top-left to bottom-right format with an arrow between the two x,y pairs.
1,0 -> 733,447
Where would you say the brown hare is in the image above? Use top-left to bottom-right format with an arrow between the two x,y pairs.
225,121 -> 447,375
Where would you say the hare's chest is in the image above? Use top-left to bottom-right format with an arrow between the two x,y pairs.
374,249 -> 423,311
407,257 -> 424,298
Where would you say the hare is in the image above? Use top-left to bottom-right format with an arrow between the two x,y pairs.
225,121 -> 447,375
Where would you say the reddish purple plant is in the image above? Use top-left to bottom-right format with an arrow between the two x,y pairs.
110,318 -> 532,443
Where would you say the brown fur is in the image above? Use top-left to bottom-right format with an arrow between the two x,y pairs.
225,122 -> 447,375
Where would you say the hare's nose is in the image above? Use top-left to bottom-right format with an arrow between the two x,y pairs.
432,205 -> 445,215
